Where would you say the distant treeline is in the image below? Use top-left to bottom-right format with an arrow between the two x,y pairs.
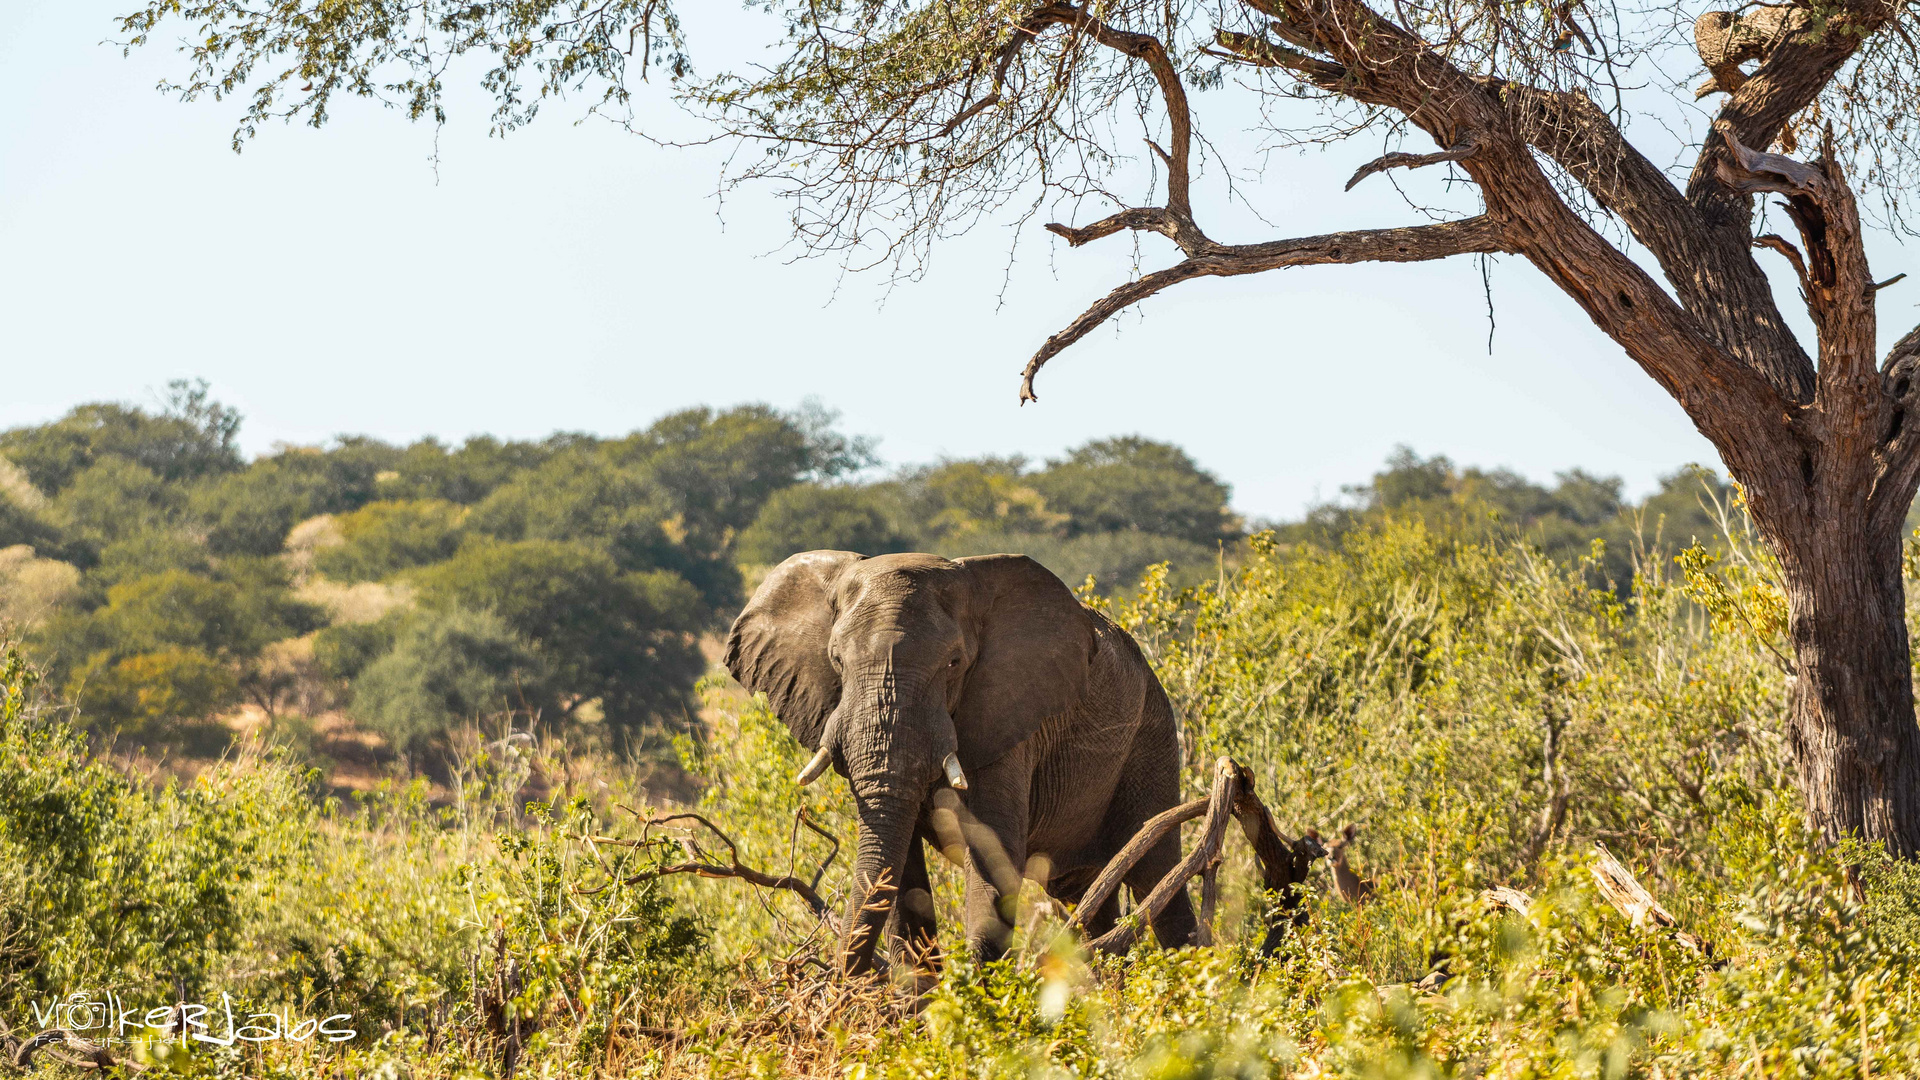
0,382 -> 1750,760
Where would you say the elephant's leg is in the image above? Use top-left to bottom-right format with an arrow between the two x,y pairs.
959,757 -> 1031,964
893,830 -> 942,974
1125,824 -> 1198,948
1077,889 -> 1123,941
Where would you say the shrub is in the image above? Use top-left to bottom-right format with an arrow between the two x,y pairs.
736,483 -> 912,564
313,499 -> 467,583
350,606 -> 548,755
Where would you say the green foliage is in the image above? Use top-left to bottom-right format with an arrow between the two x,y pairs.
189,440 -> 399,556
0,646 -> 715,1076
10,391 -> 875,752
1102,516 -> 1785,891
737,482 -> 912,564
0,379 -> 242,494
70,646 -> 241,742
315,499 -> 468,582
36,562 -> 323,742
3,457 -> 1920,1076
350,606 -> 548,754
1030,436 -> 1238,546
979,527 -> 1219,595
484,798 -> 712,1061
1283,448 -> 1736,592
890,456 -> 1067,545
378,434 -> 566,504
624,403 -> 879,549
313,615 -> 403,681
412,540 -> 705,750
51,456 -> 185,556
0,647 -> 295,1004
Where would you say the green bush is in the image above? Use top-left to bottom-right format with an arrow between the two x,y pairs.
0,647 -> 296,1005
350,606 -> 548,755
314,499 -> 468,582
0,645 -> 716,1076
736,483 -> 912,564
412,539 -> 705,752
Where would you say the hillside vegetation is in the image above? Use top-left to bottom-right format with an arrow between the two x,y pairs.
1,385 -> 1736,775
0,386 -> 1239,765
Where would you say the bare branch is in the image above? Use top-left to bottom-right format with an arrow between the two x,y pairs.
613,811 -> 841,932
1068,798 -> 1208,926
1752,233 -> 1810,292
1044,207 -> 1176,247
1484,885 -> 1535,915
1346,137 -> 1480,191
1087,758 -> 1241,954
939,2 -> 1080,137
1209,28 -> 1351,86
1021,216 -> 1509,402
1713,122 -> 1876,406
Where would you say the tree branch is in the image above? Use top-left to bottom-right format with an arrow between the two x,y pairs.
1066,9 -> 1197,225
1045,207 -> 1177,247
1209,28 -> 1351,87
1346,137 -> 1479,191
1713,122 -> 1877,401
607,811 -> 842,933
939,2 -> 1080,137
1020,215 -> 1509,402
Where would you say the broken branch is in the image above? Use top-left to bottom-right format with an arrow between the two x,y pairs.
1070,756 -> 1324,956
1712,119 -> 1823,196
1044,207 -> 1177,247
1087,757 -> 1242,954
1588,842 -> 1713,958
1069,796 -> 1209,928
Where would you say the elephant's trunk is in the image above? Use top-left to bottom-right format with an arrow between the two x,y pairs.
842,790 -> 919,976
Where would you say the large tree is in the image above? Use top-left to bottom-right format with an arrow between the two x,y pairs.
122,0 -> 1920,848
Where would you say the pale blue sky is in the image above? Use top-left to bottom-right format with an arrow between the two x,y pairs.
4,2 -> 1907,520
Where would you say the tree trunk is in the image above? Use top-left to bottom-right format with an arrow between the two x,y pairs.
1773,504 -> 1920,855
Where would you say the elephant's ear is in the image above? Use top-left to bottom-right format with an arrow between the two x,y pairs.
953,554 -> 1097,769
724,550 -> 864,749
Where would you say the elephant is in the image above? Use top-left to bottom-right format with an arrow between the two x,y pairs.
724,549 -> 1198,976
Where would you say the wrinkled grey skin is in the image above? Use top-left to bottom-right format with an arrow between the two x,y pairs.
725,550 -> 1197,976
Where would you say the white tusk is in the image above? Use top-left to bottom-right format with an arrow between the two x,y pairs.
795,745 -> 834,786
943,752 -> 969,791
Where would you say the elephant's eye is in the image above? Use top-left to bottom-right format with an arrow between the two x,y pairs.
948,654 -> 962,668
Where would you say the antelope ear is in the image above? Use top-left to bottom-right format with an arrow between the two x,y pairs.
724,550 -> 864,749
952,554 -> 1097,769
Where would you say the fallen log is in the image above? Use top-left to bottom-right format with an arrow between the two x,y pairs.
1073,756 -> 1326,955
1588,842 -> 1714,959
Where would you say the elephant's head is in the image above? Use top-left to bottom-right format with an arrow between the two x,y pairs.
724,551 -> 1096,974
